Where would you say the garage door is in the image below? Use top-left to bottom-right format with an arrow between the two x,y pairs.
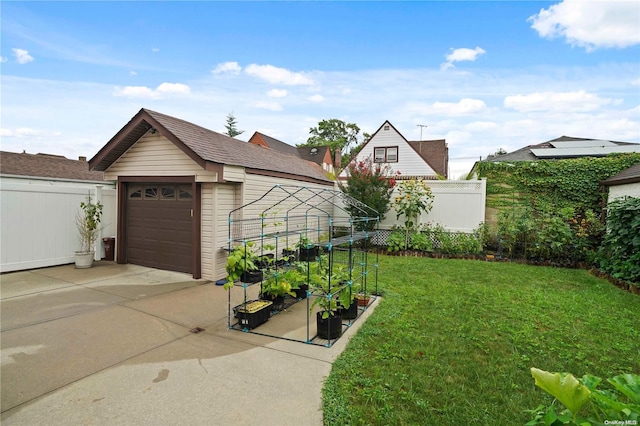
126,184 -> 193,273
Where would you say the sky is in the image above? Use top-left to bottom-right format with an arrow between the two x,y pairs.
1,1 -> 639,178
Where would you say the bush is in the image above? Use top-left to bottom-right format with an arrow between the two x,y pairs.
597,196 -> 640,286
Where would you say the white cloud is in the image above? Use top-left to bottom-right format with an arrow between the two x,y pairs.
464,121 -> 498,132
151,47 -> 160,52
504,90 -> 615,112
267,89 -> 288,98
245,64 -> 313,85
308,94 -> 324,102
632,78 -> 640,87
211,61 -> 242,74
156,82 -> 191,95
529,0 -> 640,50
253,101 -> 283,111
441,47 -> 485,70
0,56 -> 7,63
407,98 -> 487,116
130,71 -> 137,76
1,127 -> 61,138
12,48 -> 34,64
113,82 -> 191,99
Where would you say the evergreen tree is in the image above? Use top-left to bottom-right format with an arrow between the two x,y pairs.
224,113 -> 244,138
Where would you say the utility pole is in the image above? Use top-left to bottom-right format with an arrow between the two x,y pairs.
417,124 -> 428,140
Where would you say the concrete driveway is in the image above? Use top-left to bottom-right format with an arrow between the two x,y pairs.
0,262 -> 377,425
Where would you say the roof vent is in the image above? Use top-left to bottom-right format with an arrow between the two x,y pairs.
310,147 -> 318,155
384,125 -> 389,131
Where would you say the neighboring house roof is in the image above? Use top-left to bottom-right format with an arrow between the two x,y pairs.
408,139 -> 448,177
247,131 -> 334,169
487,136 -> 640,162
340,120 -> 448,179
602,162 -> 640,186
0,151 -> 105,181
90,109 -> 331,184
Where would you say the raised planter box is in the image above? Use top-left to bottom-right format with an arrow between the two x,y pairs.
234,300 -> 273,329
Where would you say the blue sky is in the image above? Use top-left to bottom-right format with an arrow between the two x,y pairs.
1,1 -> 639,177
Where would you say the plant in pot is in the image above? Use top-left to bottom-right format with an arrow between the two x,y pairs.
261,272 -> 297,311
75,194 -> 103,269
223,242 -> 263,289
297,235 -> 319,261
309,256 -> 347,339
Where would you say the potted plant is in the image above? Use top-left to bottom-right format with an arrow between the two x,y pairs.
309,256 -> 347,339
261,272 -> 297,311
75,194 -> 103,269
297,235 -> 319,261
224,242 -> 263,289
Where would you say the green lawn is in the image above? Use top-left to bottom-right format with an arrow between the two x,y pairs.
323,256 -> 640,425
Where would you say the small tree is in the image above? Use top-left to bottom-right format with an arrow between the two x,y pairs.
224,113 -> 244,138
392,179 -> 434,250
338,156 -> 396,230
76,194 -> 103,254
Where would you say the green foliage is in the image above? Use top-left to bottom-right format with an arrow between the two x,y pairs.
597,196 -> 640,285
495,204 -> 604,264
76,194 -> 103,253
223,112 -> 244,138
476,153 -> 640,212
261,273 -> 297,298
527,368 -> 640,425
386,229 -> 405,253
338,156 -> 396,230
299,118 -> 362,166
307,255 -> 351,318
408,231 -> 432,252
224,242 -> 259,289
390,179 -> 434,250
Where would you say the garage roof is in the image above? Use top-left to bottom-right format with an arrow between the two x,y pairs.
89,108 -> 332,184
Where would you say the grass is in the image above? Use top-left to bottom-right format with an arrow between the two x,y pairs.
323,256 -> 640,425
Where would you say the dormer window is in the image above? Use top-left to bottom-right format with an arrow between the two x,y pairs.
374,146 -> 398,163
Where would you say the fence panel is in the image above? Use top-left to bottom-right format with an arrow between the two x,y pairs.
0,178 -> 116,272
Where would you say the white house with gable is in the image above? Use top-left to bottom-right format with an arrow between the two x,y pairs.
338,120 -> 448,179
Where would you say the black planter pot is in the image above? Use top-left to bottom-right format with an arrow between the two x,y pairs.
240,269 -> 263,283
339,300 -> 358,320
261,294 -> 285,311
293,284 -> 309,299
316,311 -> 342,340
256,254 -> 274,269
282,249 -> 297,263
299,246 -> 319,261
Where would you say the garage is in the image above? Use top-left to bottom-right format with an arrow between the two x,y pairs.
126,183 -> 193,273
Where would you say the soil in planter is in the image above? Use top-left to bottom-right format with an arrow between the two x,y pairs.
316,311 -> 343,340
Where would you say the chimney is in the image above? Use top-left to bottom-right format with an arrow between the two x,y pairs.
334,149 -> 341,170
79,156 -> 87,162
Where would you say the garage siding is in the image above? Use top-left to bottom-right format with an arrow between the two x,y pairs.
104,134 -> 216,180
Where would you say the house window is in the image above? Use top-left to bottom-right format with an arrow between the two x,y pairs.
144,187 -> 158,200
374,146 -> 399,163
161,187 -> 176,200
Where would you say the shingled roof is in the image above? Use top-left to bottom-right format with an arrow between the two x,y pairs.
90,109 -> 331,184
0,151 -> 105,181
248,131 -> 334,169
408,139 -> 448,177
602,162 -> 640,186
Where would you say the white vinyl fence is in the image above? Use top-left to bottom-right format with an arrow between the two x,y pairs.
0,177 -> 116,273
335,179 -> 486,233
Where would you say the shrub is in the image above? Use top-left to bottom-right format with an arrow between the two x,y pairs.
597,196 -> 640,285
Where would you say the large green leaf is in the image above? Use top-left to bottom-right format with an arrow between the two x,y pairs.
531,368 -> 591,415
608,374 -> 640,405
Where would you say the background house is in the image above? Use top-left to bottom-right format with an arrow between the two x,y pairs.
248,132 -> 335,175
479,136 -> 640,165
0,151 -> 116,272
89,108 -> 333,280
338,120 -> 448,179
602,162 -> 640,202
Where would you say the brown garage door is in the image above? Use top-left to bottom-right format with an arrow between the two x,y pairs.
126,184 -> 193,273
